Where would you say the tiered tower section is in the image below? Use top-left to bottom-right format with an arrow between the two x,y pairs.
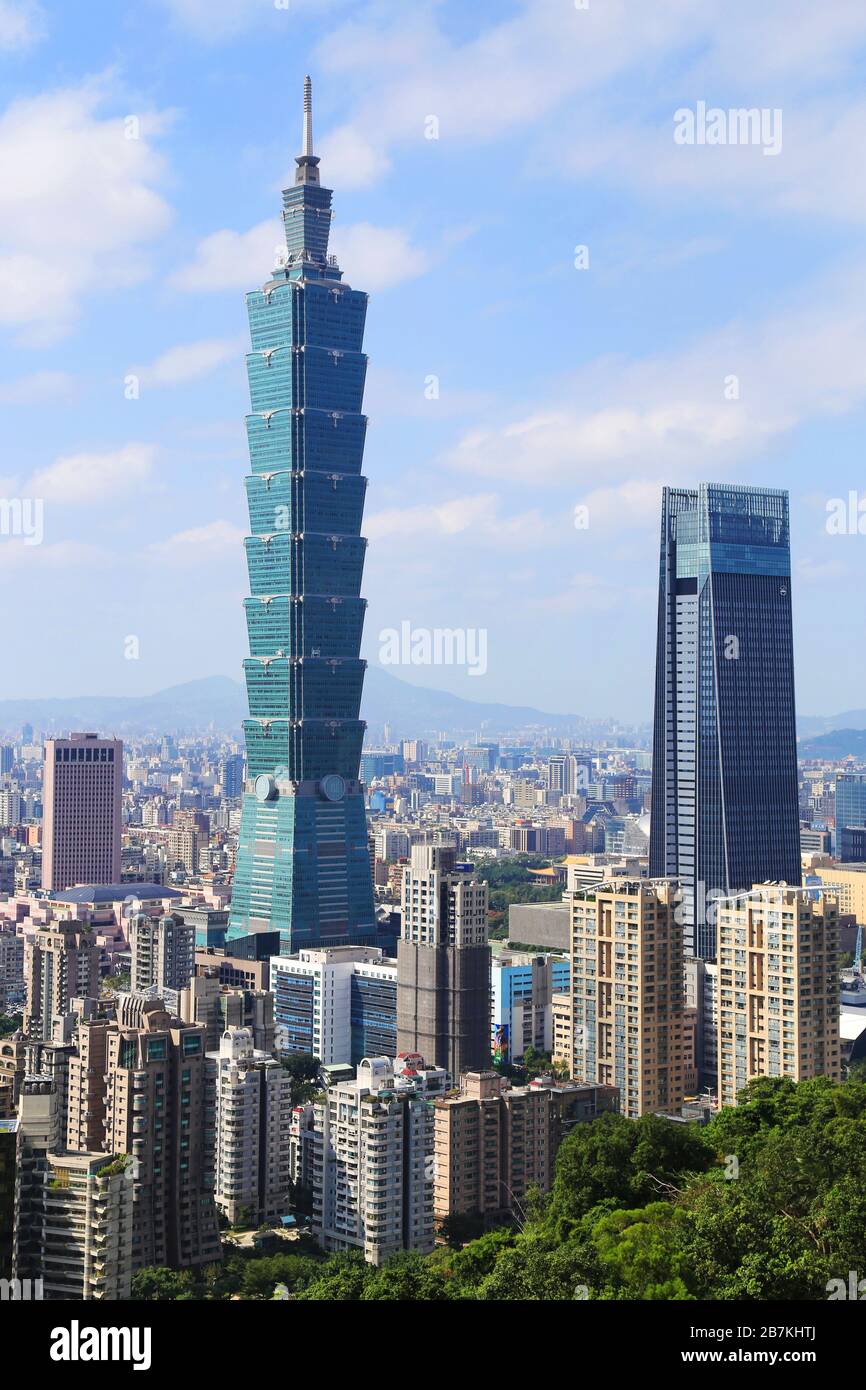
229,78 -> 377,952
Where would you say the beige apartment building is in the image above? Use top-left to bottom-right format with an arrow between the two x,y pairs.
804,860 -> 866,925
103,1002 -> 221,1271
569,878 -> 690,1118
24,923 -> 101,1041
432,1071 -> 618,1225
551,991 -> 572,1074
716,885 -> 841,1107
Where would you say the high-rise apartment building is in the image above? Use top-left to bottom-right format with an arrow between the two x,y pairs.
42,733 -> 122,892
24,923 -> 100,1041
716,885 -> 841,1107
130,911 -> 196,995
13,1077 -> 134,1301
397,844 -> 490,1079
208,1027 -> 294,1226
649,485 -> 801,958
569,878 -> 690,1118
310,1056 -> 438,1265
103,1003 -> 220,1271
432,1071 -> 618,1226
228,79 -> 376,952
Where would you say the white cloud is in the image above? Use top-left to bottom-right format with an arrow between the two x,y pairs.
29,443 -> 156,504
308,0 -> 866,233
136,338 -> 242,387
0,540 -> 108,570
0,80 -> 172,339
444,263 -> 866,485
154,0 -> 346,43
329,223 -> 428,291
169,219 -> 279,292
0,371 -> 76,405
0,0 -> 44,51
172,218 -> 428,294
576,480 -> 666,531
524,570 -> 652,615
366,492 -> 548,549
148,520 -> 245,566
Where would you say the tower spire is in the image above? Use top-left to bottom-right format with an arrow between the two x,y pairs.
295,74 -> 321,186
303,74 -> 313,156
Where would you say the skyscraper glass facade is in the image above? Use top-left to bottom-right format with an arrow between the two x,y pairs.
649,484 -> 801,957
835,773 -> 866,860
228,81 -> 376,952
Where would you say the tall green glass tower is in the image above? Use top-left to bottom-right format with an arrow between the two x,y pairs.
228,78 -> 377,952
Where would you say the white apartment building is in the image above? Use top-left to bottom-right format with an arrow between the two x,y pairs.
208,1027 -> 294,1225
401,844 -> 488,949
311,1056 -> 437,1265
129,911 -> 196,994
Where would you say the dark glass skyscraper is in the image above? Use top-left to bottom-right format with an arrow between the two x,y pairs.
649,484 -> 801,958
228,79 -> 376,952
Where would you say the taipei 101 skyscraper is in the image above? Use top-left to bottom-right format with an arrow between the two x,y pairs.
228,78 -> 378,952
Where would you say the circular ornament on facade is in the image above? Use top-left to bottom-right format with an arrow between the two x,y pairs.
320,774 -> 346,802
255,774 -> 277,802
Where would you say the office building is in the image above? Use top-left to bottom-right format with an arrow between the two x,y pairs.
397,844 -> 491,1078
222,753 -> 245,799
649,485 -> 801,957
208,1027 -> 294,1226
42,733 -> 122,892
229,79 -> 377,952
130,911 -> 196,995
491,951 -> 570,1064
310,1056 -> 436,1265
24,923 -> 100,1041
804,861 -> 866,924
569,879 -> 690,1118
716,885 -> 841,1107
271,945 -> 397,1065
835,773 -> 866,859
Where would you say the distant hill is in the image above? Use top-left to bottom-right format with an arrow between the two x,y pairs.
0,669 -> 619,741
798,709 -> 866,738
798,728 -> 866,761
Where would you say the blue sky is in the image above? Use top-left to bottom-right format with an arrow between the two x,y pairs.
1,0 -> 866,722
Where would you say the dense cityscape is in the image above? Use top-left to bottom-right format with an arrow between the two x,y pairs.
1,1 -> 865,1364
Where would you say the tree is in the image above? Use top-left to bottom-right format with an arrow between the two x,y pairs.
280,1052 -> 322,1106
131,1267 -> 197,1301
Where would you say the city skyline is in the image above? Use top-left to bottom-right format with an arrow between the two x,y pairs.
2,3 -> 866,721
